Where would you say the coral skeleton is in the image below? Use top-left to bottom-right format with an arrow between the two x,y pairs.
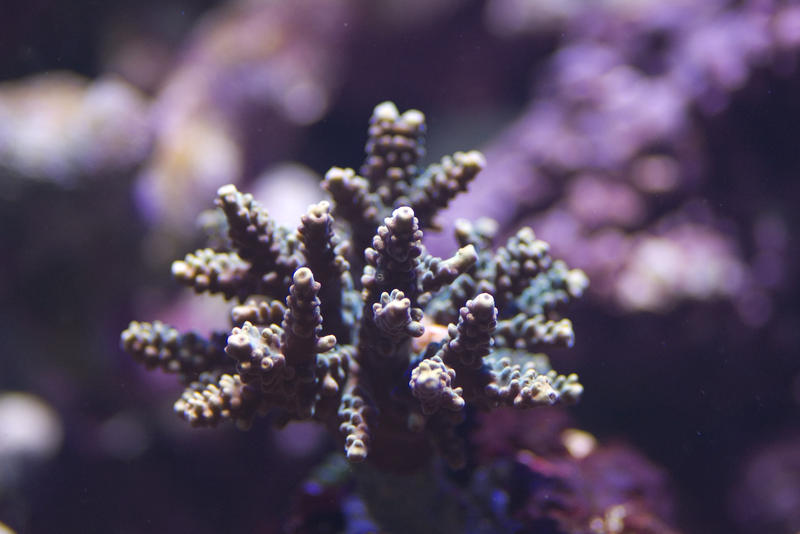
121,102 -> 587,471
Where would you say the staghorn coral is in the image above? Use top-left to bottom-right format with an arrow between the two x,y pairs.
121,102 -> 587,474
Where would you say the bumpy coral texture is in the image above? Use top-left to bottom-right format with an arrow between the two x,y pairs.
121,102 -> 588,471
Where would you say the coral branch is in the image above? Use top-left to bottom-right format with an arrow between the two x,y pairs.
338,387 -> 373,463
215,184 -> 300,297
215,184 -> 280,265
322,167 -> 383,254
121,321 -> 227,382
438,293 -> 498,370
225,321 -> 286,388
282,267 -> 336,368
484,351 -> 583,408
495,314 -> 576,351
418,244 -> 478,296
361,101 -> 426,206
409,150 -> 486,229
373,289 -> 425,344
171,249 -> 255,300
175,372 -> 263,429
409,356 -> 465,415
362,207 -> 424,304
297,201 -> 353,341
230,297 -> 285,328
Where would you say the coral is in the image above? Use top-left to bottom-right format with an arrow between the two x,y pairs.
5,1 -> 798,531
121,102 -> 586,473
728,434 -> 800,534
0,392 -> 63,487
428,0 -> 797,326
469,409 -> 680,533
0,72 -> 150,188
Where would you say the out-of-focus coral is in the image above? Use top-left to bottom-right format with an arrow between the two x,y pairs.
728,433 -> 800,534
121,102 -> 587,532
614,221 -> 746,313
0,67 -> 153,533
430,0 -> 797,325
470,408 -> 680,534
0,72 -> 150,189
99,4 -> 205,94
135,0 -> 353,232
0,72 -> 152,419
247,163 -> 324,228
532,205 -> 761,316
485,0 -> 589,35
0,392 -> 63,489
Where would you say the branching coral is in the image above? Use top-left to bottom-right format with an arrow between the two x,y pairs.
121,102 -> 587,472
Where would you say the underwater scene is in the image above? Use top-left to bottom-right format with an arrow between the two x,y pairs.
1,1 -> 799,533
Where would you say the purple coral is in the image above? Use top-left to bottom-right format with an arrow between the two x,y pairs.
427,0 -> 797,328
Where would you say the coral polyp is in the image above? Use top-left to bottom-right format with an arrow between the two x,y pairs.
121,102 -> 587,471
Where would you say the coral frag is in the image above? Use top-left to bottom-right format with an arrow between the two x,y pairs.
121,102 -> 587,472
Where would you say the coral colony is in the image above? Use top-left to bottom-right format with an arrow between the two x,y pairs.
121,102 -> 587,472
